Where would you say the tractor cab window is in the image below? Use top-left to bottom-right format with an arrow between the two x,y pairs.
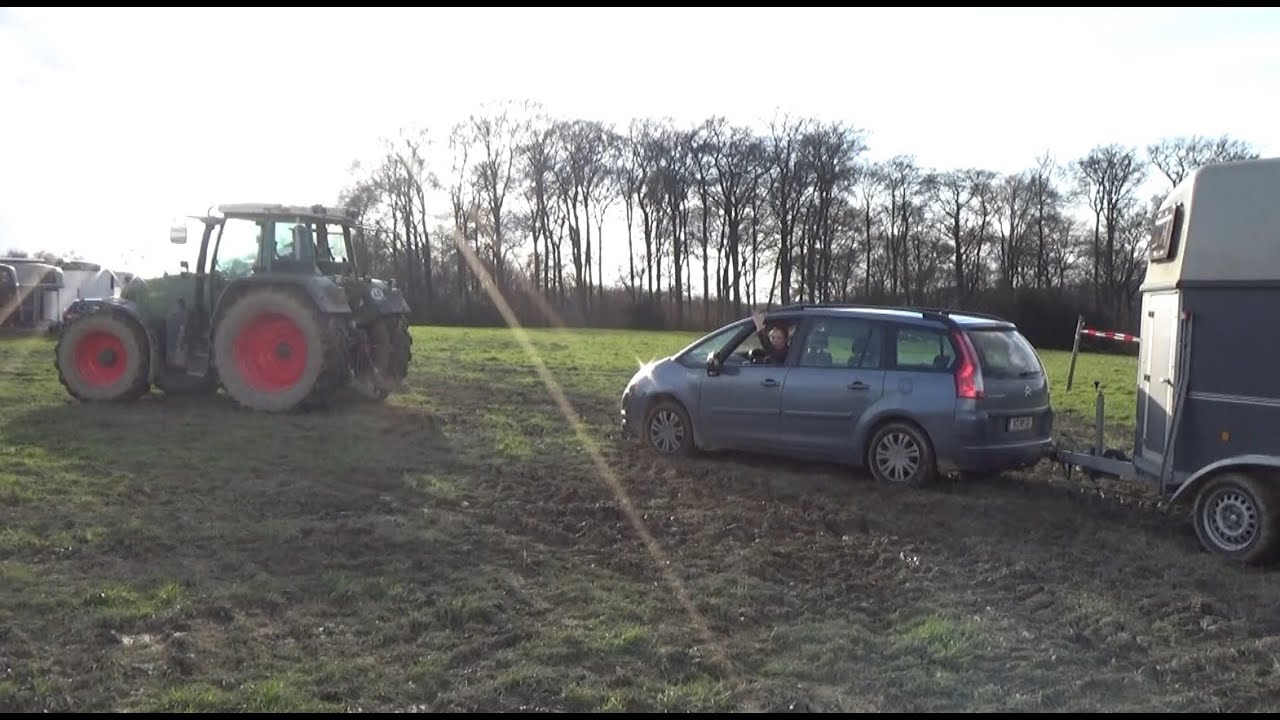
273,220 -> 316,262
316,223 -> 352,265
211,219 -> 262,279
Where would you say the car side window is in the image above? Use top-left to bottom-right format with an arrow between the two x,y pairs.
679,322 -> 747,367
798,317 -> 882,369
724,320 -> 798,365
893,325 -> 954,371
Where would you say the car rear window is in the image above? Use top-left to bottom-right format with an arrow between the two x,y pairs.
965,328 -> 1042,379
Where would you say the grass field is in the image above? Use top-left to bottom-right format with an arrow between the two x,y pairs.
2,326 -> 1279,712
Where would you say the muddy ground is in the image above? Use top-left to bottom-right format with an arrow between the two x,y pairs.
1,328 -> 1278,712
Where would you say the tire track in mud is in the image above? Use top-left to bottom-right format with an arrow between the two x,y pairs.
479,435 -> 1280,711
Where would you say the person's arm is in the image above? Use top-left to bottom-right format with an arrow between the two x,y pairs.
751,311 -> 769,345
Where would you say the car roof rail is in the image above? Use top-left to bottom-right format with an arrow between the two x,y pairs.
921,303 -> 1008,320
911,306 -> 1011,323
764,302 -> 1010,326
764,302 -> 953,325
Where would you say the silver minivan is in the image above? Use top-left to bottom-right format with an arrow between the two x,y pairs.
620,304 -> 1055,485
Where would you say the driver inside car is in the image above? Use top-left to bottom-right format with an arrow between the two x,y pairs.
749,311 -> 792,364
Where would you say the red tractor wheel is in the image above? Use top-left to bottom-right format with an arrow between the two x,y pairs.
55,312 -> 151,401
213,289 -> 338,412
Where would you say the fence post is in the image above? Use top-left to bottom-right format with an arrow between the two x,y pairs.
1066,314 -> 1084,392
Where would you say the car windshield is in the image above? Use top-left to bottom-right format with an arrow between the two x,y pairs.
965,328 -> 1042,379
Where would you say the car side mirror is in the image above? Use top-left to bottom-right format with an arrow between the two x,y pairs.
706,352 -> 722,376
170,225 -> 188,244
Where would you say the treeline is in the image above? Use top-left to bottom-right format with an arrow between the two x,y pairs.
337,100 -> 1258,350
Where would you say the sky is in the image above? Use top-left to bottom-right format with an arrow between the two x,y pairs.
3,6 -> 1279,284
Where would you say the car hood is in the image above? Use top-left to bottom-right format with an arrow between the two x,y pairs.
624,356 -> 680,395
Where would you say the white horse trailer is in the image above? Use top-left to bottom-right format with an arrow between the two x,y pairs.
0,263 -> 17,327
54,261 -> 119,319
0,259 -> 64,327
1057,156 -> 1280,566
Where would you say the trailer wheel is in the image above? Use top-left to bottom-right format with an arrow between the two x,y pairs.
1192,470 -> 1280,566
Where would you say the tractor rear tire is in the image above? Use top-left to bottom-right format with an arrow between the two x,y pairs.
55,312 -> 151,402
212,289 -> 340,413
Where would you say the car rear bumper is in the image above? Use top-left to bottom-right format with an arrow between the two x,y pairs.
945,409 -> 1055,472
952,437 -> 1056,472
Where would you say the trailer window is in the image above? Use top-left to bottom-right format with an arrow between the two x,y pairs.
965,328 -> 1043,379
1149,202 -> 1183,262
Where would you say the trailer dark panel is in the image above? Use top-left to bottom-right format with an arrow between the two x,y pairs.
1154,287 -> 1280,476
1177,394 -> 1280,474
1182,287 -> 1280,399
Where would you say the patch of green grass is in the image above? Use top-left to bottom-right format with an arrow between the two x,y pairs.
893,611 -> 981,663
146,684 -> 235,712
1039,348 -> 1137,427
0,560 -> 37,583
81,580 -> 186,627
143,678 -> 339,713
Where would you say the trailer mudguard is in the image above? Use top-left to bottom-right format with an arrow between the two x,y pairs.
1169,454 -> 1280,504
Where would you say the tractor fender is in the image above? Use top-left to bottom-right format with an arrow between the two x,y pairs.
352,280 -> 410,324
213,276 -> 352,324
61,297 -> 162,383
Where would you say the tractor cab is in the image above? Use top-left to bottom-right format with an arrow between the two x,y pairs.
212,203 -> 360,281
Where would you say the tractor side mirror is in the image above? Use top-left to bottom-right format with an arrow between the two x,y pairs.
170,225 -> 188,244
180,261 -> 190,274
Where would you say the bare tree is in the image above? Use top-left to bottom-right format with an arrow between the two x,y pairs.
1147,134 -> 1259,189
1075,144 -> 1148,323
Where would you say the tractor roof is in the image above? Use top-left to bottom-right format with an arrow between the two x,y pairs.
216,203 -> 359,224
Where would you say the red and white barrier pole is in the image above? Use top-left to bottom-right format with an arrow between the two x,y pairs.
1066,316 -> 1140,392
1080,328 -> 1140,343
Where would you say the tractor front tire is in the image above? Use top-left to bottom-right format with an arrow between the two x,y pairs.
213,289 -> 339,412
385,314 -> 413,386
55,312 -> 151,402
353,313 -> 412,399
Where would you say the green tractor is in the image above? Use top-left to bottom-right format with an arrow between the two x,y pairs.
54,203 -> 413,412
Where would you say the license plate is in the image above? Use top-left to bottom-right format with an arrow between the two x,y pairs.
1008,416 -> 1033,432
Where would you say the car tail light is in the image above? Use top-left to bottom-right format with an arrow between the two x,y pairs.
950,329 -> 984,399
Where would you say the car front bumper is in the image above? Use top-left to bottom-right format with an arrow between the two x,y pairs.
619,389 -> 639,438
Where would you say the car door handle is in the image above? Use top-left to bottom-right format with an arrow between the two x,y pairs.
847,381 -> 869,391
761,378 -> 780,388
